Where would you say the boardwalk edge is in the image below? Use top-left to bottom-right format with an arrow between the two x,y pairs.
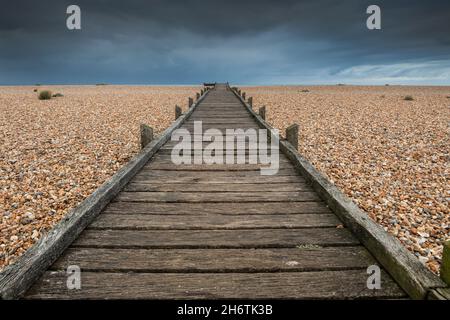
0,87 -> 211,300
229,85 -> 447,300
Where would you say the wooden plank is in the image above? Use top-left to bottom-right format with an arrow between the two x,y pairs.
181,123 -> 259,127
188,117 -> 254,122
440,240 -> 450,285
185,119 -> 256,124
25,270 -> 405,299
191,112 -> 251,116
436,288 -> 450,300
162,141 -> 266,148
147,156 -> 288,164
73,228 -> 359,248
50,247 -> 375,272
180,125 -> 260,130
150,155 -> 291,164
132,174 -> 305,184
103,201 -> 332,215
190,114 -> 252,118
156,148 -> 272,155
145,163 -> 292,171
124,182 -> 310,192
135,168 -> 298,176
165,135 -> 272,142
428,288 -> 450,300
88,213 -> 341,230
196,106 -> 244,109
113,191 -> 320,203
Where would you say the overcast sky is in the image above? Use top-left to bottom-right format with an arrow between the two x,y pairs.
1,0 -> 449,85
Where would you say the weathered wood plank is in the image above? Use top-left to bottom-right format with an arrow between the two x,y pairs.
149,155 -> 291,164
103,201 -> 332,215
185,119 -> 256,124
162,141 -> 267,148
50,247 -> 375,272
124,182 -> 310,192
190,114 -> 252,118
132,174 -> 305,184
190,113 -> 251,117
145,163 -> 292,171
135,168 -> 299,177
73,228 -> 359,248
145,159 -> 292,166
25,270 -> 405,299
88,213 -> 341,230
428,288 -> 450,300
157,149 -> 274,155
180,125 -> 260,130
113,191 -> 320,203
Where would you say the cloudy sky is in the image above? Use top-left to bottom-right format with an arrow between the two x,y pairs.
1,0 -> 449,85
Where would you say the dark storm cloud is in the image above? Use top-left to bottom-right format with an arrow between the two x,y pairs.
0,0 -> 449,84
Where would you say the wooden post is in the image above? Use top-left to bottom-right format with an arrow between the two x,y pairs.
200,89 -> 204,95
242,92 -> 246,100
196,92 -> 200,100
238,89 -> 241,95
175,105 -> 182,120
248,97 -> 253,108
140,124 -> 153,149
259,106 -> 266,120
188,97 -> 193,108
286,124 -> 299,150
441,240 -> 450,285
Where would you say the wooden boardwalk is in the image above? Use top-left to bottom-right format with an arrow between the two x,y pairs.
25,84 -> 407,299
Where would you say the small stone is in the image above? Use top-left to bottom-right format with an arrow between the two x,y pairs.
31,230 -> 39,240
418,238 -> 427,245
10,235 -> 18,242
418,256 -> 429,265
20,212 -> 35,225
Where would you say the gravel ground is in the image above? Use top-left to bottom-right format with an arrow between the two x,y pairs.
244,85 -> 449,274
0,85 -> 198,270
